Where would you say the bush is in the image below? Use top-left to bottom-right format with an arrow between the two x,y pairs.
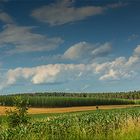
6,96 -> 30,127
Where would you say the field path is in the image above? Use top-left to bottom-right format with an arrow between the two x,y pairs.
0,105 -> 139,115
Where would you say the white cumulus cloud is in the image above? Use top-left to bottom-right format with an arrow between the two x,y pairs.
0,64 -> 87,89
0,45 -> 140,89
63,42 -> 112,60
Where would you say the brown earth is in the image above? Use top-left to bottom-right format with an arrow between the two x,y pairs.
0,105 -> 139,115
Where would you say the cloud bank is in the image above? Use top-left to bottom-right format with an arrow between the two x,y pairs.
0,45 -> 140,89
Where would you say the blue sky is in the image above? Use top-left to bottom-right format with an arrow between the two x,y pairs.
0,0 -> 140,94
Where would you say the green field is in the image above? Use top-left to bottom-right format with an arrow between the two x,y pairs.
0,92 -> 140,140
0,107 -> 140,140
0,91 -> 140,107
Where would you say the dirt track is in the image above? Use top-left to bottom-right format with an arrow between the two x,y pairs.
0,105 -> 139,115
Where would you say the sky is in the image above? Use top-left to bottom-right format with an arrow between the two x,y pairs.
0,0 -> 140,94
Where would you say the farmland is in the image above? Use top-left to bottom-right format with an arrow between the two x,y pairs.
0,107 -> 140,140
0,91 -> 140,107
0,92 -> 140,140
0,104 -> 139,115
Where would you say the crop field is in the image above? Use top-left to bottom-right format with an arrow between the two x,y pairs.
0,92 -> 140,108
0,104 -> 139,115
0,107 -> 140,140
0,92 -> 140,140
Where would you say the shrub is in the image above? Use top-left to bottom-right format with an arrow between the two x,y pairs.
6,96 -> 30,127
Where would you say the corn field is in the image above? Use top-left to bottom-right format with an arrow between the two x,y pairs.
0,107 -> 140,140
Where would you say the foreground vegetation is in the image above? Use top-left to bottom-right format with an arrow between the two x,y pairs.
0,107 -> 140,140
0,91 -> 140,107
0,95 -> 140,140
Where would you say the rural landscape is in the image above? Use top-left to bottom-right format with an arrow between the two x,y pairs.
0,0 -> 140,140
0,91 -> 140,140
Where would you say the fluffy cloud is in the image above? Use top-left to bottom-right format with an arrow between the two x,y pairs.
31,0 -> 125,26
0,12 -> 13,23
0,45 -> 140,89
63,42 -> 92,60
124,45 -> 140,66
96,45 -> 140,80
99,69 -> 136,81
97,59 -> 136,81
91,42 -> 112,57
0,24 -> 63,53
134,45 -> 140,56
0,64 -> 87,89
37,42 -> 112,62
63,42 -> 112,60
